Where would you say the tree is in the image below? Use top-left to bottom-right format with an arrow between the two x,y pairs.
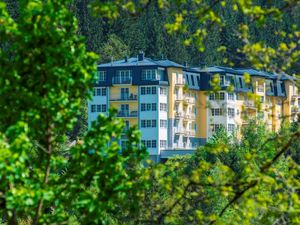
0,1 -> 147,224
99,34 -> 130,63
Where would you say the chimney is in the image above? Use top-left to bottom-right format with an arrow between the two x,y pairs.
184,62 -> 188,68
138,51 -> 144,61
125,56 -> 128,62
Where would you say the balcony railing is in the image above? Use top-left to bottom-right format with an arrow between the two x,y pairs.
112,77 -> 132,84
175,95 -> 184,101
221,81 -> 231,87
175,112 -> 184,118
110,94 -> 138,101
184,113 -> 196,120
175,80 -> 185,85
174,127 -> 196,136
257,85 -> 264,93
117,111 -> 138,118
244,101 -> 256,109
184,97 -> 195,104
174,127 -> 186,135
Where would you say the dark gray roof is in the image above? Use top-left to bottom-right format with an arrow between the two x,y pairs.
98,57 -> 184,68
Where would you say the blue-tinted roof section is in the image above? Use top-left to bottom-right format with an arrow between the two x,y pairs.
98,57 -> 184,68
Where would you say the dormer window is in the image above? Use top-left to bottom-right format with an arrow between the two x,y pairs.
238,77 -> 243,88
95,71 -> 106,82
270,82 -> 274,93
142,69 -> 158,80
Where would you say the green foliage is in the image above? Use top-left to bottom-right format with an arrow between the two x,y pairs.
99,34 -> 131,63
0,1 -> 147,224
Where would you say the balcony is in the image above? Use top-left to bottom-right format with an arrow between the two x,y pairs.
174,127 -> 186,135
184,97 -> 195,104
256,85 -> 264,93
244,101 -> 257,110
110,94 -> 138,101
221,80 -> 231,87
175,80 -> 185,86
184,113 -> 196,120
175,112 -> 184,118
175,95 -> 184,101
186,130 -> 196,136
117,111 -> 138,118
291,106 -> 299,114
112,77 -> 132,85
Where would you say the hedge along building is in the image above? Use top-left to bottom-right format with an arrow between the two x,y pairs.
88,53 -> 298,162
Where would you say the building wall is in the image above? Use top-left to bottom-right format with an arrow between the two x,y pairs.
88,61 -> 299,161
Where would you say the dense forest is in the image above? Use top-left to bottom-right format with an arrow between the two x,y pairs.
69,0 -> 300,72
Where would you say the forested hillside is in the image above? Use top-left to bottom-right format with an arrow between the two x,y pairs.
4,0 -> 300,71
70,0 -> 300,73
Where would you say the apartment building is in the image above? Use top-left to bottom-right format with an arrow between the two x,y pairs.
88,53 -> 298,162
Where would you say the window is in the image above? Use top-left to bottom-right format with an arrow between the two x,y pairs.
196,76 -> 200,86
121,140 -> 127,149
160,87 -> 167,95
228,108 -> 235,117
191,75 -> 195,85
160,120 -> 167,128
270,82 -> 274,93
209,92 -> 225,100
97,105 -> 101,112
142,69 -> 157,80
94,88 -> 106,96
160,140 -> 167,148
124,121 -> 130,131
141,120 -> 156,128
239,77 -> 243,88
152,87 -> 156,94
152,140 -> 157,148
220,92 -> 225,100
160,103 -> 167,111
141,103 -> 157,111
141,140 -> 157,148
174,119 -> 179,127
146,104 -> 151,111
141,86 -> 157,95
220,75 -> 225,86
113,70 -> 132,84
211,108 -> 224,116
228,124 -> 235,133
91,104 -> 106,113
228,93 -> 234,100
146,87 -> 151,94
280,82 -> 285,94
147,140 -> 151,148
91,104 -> 96,112
152,103 -> 156,111
95,71 -> 106,82
185,75 -> 189,85
211,124 -> 223,132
